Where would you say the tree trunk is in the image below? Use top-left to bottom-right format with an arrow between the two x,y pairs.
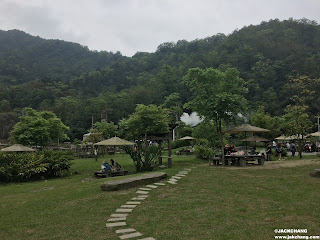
217,119 -> 224,166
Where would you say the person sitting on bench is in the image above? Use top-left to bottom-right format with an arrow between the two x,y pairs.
110,159 -> 121,171
101,160 -> 111,173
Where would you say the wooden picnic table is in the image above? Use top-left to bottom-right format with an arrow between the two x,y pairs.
210,154 -> 265,167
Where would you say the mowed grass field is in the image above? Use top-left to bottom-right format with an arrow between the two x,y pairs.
1,154 -> 320,240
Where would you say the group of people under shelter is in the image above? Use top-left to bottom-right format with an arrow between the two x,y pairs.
223,144 -> 238,155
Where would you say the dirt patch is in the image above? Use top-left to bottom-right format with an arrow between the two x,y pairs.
82,177 -> 97,182
260,159 -> 320,169
225,159 -> 320,170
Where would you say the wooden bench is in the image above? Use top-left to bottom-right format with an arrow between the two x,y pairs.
94,170 -> 129,178
210,154 -> 265,166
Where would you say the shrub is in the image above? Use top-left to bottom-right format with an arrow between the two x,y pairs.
194,145 -> 215,160
0,150 -> 74,182
125,141 -> 162,172
171,139 -> 191,149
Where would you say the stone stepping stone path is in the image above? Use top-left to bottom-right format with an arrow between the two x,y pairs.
106,168 -> 193,239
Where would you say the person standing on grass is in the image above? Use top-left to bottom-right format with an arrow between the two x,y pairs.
291,143 -> 296,157
286,142 -> 291,151
276,143 -> 283,160
94,147 -> 98,162
266,144 -> 272,161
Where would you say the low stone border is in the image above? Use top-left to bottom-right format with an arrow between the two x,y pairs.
101,172 -> 167,191
106,168 -> 193,240
310,169 -> 320,177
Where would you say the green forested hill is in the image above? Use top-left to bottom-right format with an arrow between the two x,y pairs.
0,29 -> 125,84
1,18 -> 320,140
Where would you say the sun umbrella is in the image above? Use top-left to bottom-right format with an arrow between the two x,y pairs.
224,124 -> 270,154
224,124 -> 270,134
241,136 -> 270,150
275,135 -> 304,140
94,137 -> 135,146
94,137 -> 135,156
241,136 -> 270,142
310,132 -> 320,137
1,144 -> 36,152
179,136 -> 196,140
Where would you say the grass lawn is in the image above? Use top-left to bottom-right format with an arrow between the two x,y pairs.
1,153 -> 320,240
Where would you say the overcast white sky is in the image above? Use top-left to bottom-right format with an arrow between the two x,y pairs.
0,0 -> 319,56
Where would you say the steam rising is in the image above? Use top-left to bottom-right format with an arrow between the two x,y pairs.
180,112 -> 203,127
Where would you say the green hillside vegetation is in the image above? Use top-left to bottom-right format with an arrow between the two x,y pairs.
0,18 -> 320,140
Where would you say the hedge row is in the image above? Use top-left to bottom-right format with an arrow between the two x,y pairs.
0,150 -> 74,182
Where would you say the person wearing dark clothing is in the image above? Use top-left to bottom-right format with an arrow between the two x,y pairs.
224,144 -> 231,155
276,143 -> 283,160
102,160 -> 111,173
266,145 -> 272,161
110,159 -> 121,171
311,143 -> 317,152
291,143 -> 296,157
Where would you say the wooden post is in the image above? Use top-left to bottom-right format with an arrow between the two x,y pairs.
240,158 -> 246,167
168,131 -> 172,168
258,155 -> 264,165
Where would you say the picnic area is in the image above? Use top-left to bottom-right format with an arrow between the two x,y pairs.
1,151 -> 320,240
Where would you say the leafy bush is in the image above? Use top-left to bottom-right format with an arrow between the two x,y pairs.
0,150 -> 74,182
125,142 -> 162,172
194,145 -> 215,160
171,139 -> 189,149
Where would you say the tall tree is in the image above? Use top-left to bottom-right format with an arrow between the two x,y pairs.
120,104 -> 169,172
283,75 -> 317,158
120,104 -> 169,140
250,106 -> 285,140
11,108 -> 69,147
91,120 -> 117,139
184,67 -> 247,161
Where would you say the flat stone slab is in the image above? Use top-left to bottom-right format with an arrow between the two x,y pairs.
145,185 -> 158,188
137,195 -> 149,198
126,201 -> 141,205
131,197 -> 146,200
120,232 -> 142,239
167,181 -> 177,184
111,214 -> 128,218
121,205 -> 137,208
101,172 -> 167,191
116,208 -> 133,213
116,228 -> 137,234
139,187 -> 152,191
154,183 -> 166,186
310,169 -> 320,177
108,217 -> 127,222
136,190 -> 149,194
106,222 -> 127,228
172,176 -> 182,179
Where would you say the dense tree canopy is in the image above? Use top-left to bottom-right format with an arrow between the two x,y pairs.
120,104 -> 169,140
11,108 -> 69,146
184,67 -> 247,158
1,18 -> 320,141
